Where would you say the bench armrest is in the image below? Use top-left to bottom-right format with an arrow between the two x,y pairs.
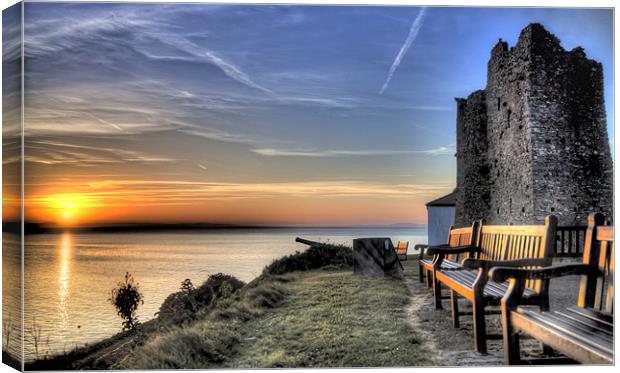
416,243 -> 448,259
489,264 -> 600,282
462,258 -> 548,271
426,245 -> 480,256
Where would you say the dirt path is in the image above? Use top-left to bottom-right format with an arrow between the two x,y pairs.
403,277 -> 504,366
401,257 -> 581,366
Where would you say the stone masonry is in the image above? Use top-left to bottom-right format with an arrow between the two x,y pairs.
455,23 -> 613,226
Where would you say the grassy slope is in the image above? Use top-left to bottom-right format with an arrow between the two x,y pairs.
229,271 -> 437,368
121,268 -> 439,369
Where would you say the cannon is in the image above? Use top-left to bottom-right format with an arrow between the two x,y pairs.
295,236 -> 404,277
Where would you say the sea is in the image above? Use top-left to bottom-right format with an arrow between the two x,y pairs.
2,227 -> 426,361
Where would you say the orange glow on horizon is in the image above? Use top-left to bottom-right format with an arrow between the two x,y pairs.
2,193 -> 20,221
22,179 -> 445,227
37,194 -> 95,227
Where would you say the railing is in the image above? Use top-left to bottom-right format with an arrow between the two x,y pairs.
555,225 -> 587,257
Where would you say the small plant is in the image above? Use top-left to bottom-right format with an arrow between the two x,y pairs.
109,272 -> 144,331
180,279 -> 195,294
157,273 -> 245,326
27,317 -> 43,358
2,313 -> 13,352
218,281 -> 234,299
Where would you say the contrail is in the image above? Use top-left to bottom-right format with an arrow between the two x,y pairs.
379,7 -> 428,95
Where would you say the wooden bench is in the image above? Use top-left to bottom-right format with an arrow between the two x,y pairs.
429,215 -> 557,353
395,241 -> 409,260
490,212 -> 613,365
417,223 -> 479,287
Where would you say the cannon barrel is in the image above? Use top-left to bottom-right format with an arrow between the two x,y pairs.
295,237 -> 324,246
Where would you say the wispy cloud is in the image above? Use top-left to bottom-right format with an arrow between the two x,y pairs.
25,140 -> 178,166
379,7 -> 428,95
251,145 -> 454,157
86,112 -> 124,131
179,125 -> 268,146
24,5 -> 396,155
148,34 -> 273,94
419,145 -> 455,155
25,8 -> 272,94
24,76 -> 360,149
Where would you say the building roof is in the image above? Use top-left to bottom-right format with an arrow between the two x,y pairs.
426,191 -> 456,207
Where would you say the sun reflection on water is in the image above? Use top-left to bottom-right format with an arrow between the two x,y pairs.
58,232 -> 73,327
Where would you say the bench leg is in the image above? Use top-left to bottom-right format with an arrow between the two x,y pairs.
541,343 -> 554,356
472,298 -> 487,354
450,290 -> 460,328
538,299 -> 553,356
502,309 -> 521,364
433,272 -> 443,310
504,326 -> 521,364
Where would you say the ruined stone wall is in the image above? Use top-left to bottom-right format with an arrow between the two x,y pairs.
483,35 -> 536,225
455,90 -> 489,226
455,23 -> 613,227
525,25 -> 613,225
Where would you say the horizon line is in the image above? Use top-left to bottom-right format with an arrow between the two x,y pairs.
5,220 -> 428,232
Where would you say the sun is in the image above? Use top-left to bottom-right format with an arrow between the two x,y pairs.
44,194 -> 92,227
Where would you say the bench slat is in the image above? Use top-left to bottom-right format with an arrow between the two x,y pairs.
511,310 -> 613,364
565,306 -> 613,327
525,310 -> 613,343
441,270 -> 536,299
554,310 -> 613,336
420,258 -> 460,271
516,309 -> 613,354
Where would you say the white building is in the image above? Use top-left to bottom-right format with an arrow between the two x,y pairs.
425,192 -> 456,245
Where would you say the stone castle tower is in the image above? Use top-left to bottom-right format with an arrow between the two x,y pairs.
455,23 -> 613,226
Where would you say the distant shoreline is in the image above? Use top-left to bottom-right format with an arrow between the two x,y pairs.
3,221 -> 427,235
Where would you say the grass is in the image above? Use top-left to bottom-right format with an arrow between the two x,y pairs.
259,243 -> 352,277
157,273 -> 246,326
120,269 -> 438,369
117,319 -> 245,369
117,276 -> 293,369
228,271 -> 438,368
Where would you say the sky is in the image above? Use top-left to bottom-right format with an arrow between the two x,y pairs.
2,3 -> 614,227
